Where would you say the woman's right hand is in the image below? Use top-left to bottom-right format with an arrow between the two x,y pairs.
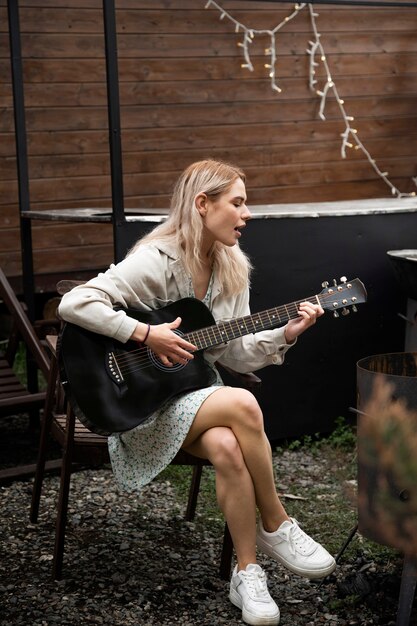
130,317 -> 197,367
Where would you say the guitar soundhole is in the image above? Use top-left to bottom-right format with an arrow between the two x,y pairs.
148,329 -> 187,373
149,351 -> 186,373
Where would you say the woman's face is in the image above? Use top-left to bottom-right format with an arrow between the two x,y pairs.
198,177 -> 251,250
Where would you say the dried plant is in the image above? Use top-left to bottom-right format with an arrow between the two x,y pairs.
358,376 -> 417,554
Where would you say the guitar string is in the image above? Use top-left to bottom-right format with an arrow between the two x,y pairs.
115,292 -> 360,374
113,298 -> 314,370
112,301 -> 303,368
112,290 -> 358,376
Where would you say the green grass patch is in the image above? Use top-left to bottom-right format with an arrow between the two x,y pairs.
276,415 -> 357,454
2,340 -> 47,390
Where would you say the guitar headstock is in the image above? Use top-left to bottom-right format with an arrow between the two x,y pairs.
319,277 -> 367,318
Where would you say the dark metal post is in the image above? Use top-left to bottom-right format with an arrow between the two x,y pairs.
7,0 -> 35,321
396,556 -> 417,626
103,0 -> 126,263
8,0 -> 39,421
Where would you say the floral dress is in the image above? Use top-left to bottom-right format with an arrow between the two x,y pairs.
107,274 -> 223,492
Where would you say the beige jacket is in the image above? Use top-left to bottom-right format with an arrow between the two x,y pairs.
58,240 -> 295,373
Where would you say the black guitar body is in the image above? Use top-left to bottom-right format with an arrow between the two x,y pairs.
58,298 -> 217,435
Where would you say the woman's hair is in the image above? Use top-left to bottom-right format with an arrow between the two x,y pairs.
130,159 -> 252,296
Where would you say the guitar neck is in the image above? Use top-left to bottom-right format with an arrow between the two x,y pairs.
186,294 -> 320,351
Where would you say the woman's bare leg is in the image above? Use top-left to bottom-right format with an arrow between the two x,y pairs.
183,426 -> 258,570
182,387 -> 289,532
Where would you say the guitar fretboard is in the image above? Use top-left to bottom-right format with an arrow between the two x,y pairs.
185,295 -> 320,351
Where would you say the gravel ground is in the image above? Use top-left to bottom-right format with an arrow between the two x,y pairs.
0,414 -> 414,626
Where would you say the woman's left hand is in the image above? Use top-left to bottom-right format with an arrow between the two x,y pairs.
284,301 -> 324,344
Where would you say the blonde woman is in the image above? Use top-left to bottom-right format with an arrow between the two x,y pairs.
59,159 -> 335,626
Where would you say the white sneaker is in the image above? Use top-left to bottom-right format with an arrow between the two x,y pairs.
229,563 -> 280,626
257,518 -> 336,580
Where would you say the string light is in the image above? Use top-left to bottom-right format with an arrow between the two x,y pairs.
205,0 -> 416,198
306,4 -> 415,197
205,0 -> 306,93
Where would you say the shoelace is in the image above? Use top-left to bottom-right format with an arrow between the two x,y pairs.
281,522 -> 316,556
241,569 -> 270,600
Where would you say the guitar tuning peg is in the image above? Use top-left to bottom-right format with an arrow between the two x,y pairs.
333,310 -> 340,318
340,276 -> 347,283
342,307 -> 350,316
352,304 -> 358,313
321,281 -> 329,288
333,278 -> 338,286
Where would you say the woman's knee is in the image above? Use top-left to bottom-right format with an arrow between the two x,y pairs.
210,428 -> 246,474
231,388 -> 264,433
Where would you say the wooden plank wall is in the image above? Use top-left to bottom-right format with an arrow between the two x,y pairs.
1,0 -> 417,288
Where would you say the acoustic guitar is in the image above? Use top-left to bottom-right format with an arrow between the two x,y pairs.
58,277 -> 367,435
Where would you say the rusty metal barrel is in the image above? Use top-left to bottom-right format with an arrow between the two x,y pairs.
357,352 -> 417,411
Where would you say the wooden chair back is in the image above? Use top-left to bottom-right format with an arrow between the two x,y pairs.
0,269 -> 55,481
0,268 -> 50,416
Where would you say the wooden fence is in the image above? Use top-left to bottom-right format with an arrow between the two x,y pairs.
1,0 -> 417,287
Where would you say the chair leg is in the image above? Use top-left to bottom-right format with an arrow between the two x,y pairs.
52,405 -> 75,580
185,464 -> 203,522
30,355 -> 58,523
27,353 -> 41,430
219,522 -> 234,580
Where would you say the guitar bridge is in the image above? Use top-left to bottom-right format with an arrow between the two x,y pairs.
108,351 -> 124,384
